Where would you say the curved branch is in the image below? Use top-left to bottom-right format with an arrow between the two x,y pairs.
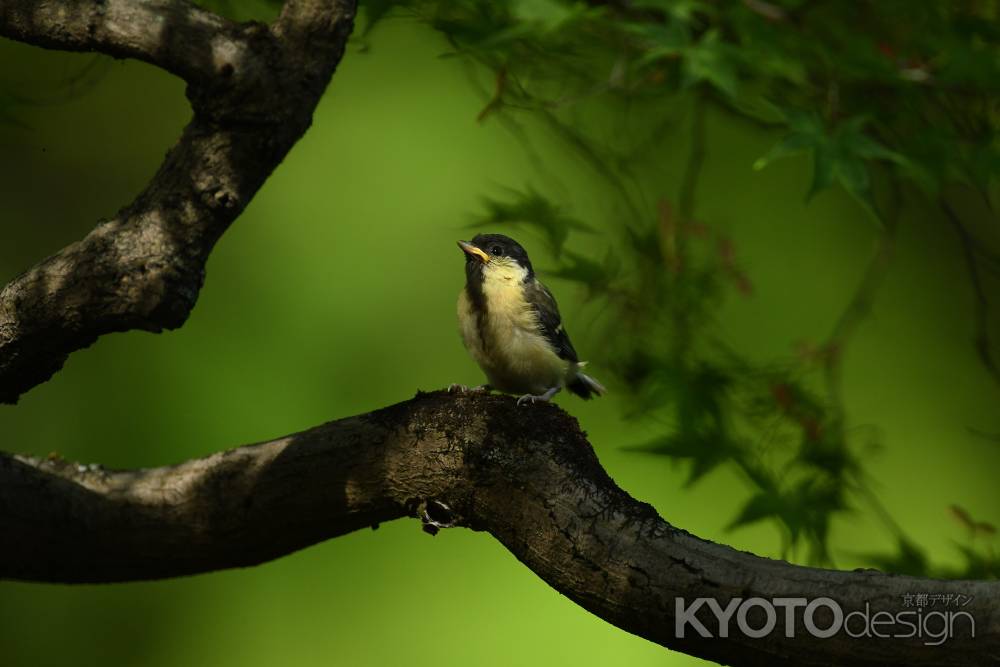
2,391 -> 997,666
0,0 -> 243,84
0,0 -> 357,404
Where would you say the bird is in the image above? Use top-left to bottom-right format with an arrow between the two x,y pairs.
455,233 -> 606,405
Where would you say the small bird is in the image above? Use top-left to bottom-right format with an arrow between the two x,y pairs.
455,233 -> 606,405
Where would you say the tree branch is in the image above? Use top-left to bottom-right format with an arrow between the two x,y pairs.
0,0 -> 244,84
2,391 -> 997,666
0,0 -> 357,404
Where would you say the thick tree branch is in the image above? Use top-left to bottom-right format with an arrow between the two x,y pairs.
2,391 -> 997,666
0,0 -> 245,85
0,0 -> 357,404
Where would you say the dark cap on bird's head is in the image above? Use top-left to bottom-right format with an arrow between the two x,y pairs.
457,234 -> 534,276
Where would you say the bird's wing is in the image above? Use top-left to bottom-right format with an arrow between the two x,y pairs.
525,279 -> 579,363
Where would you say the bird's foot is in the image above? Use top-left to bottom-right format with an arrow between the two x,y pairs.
448,383 -> 491,394
516,386 -> 561,406
421,499 -> 456,536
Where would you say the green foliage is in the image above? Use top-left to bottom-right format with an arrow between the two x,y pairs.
862,537 -> 933,578
363,0 -> 999,209
544,249 -> 619,299
384,0 -> 1000,574
863,505 -> 1000,579
472,187 -> 593,256
754,112 -> 907,216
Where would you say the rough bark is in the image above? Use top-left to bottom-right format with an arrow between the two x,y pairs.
0,0 -> 250,83
2,391 -> 997,666
0,0 -> 356,404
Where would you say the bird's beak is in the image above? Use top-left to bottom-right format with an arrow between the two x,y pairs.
457,240 -> 490,264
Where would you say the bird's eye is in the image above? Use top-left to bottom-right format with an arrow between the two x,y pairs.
490,245 -> 503,256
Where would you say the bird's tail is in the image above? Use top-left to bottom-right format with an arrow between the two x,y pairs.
567,363 -> 606,400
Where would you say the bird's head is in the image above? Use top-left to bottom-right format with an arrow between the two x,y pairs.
457,234 -> 535,285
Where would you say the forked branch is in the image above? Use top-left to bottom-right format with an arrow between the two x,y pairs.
0,0 -> 356,403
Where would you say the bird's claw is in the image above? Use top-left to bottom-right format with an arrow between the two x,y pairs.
421,499 -> 456,536
516,387 -> 560,406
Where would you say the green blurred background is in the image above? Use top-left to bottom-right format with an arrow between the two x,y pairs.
1,7 -> 999,667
